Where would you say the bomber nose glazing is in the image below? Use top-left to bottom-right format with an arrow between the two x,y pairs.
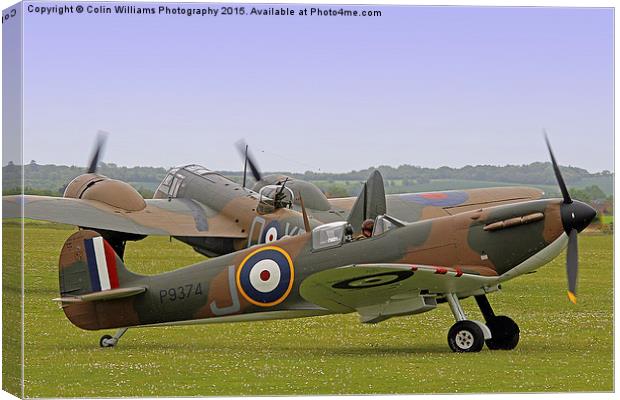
561,200 -> 597,234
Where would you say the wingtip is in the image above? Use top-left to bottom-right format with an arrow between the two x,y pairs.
568,291 -> 577,304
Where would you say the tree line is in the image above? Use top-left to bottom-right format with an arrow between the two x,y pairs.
3,161 -> 613,200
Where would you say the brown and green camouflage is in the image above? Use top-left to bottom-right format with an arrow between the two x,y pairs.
58,196 -> 568,330
4,164 -> 545,258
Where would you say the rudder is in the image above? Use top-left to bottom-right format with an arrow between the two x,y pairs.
59,230 -> 135,295
57,230 -> 145,330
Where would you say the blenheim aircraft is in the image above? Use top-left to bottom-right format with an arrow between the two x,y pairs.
3,136 -> 596,352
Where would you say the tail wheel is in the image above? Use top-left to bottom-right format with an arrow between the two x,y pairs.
99,334 -> 114,348
447,320 -> 485,352
485,315 -> 520,350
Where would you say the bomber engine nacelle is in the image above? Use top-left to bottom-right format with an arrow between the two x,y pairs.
63,173 -> 147,258
64,173 -> 146,212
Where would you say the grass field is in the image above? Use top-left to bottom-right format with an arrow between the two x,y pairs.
9,223 -> 614,396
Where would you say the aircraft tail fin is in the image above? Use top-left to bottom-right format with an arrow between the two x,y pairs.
57,230 -> 145,330
347,170 -> 387,234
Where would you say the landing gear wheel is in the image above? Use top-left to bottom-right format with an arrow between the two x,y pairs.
485,316 -> 519,350
99,334 -> 115,348
447,320 -> 485,353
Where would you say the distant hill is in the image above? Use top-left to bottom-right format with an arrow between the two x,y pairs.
2,161 -> 613,199
3,162 -> 167,196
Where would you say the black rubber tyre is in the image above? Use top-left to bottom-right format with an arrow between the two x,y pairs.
99,334 -> 114,348
485,315 -> 520,350
447,321 -> 485,353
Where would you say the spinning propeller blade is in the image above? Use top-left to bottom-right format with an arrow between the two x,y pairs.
544,130 -> 571,204
566,229 -> 578,304
236,140 -> 263,184
87,131 -> 108,174
544,132 -> 596,304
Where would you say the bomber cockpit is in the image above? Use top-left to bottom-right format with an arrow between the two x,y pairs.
154,167 -> 182,198
154,164 -> 222,199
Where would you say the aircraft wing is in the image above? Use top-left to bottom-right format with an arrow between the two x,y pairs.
3,195 -> 246,238
327,187 -> 545,223
299,263 -> 499,321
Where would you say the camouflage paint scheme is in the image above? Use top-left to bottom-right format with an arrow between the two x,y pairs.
59,197 -> 565,331
3,164 -> 544,258
8,149 -> 595,351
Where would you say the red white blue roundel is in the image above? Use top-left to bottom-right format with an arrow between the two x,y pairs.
236,246 -> 294,307
400,191 -> 469,207
261,221 -> 281,244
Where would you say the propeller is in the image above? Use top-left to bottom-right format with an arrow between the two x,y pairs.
236,140 -> 262,187
87,131 -> 108,174
544,131 -> 596,304
544,132 -> 571,204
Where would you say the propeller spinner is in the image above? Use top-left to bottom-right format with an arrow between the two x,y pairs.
544,132 -> 597,304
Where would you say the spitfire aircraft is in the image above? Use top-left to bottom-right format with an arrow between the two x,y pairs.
4,135 -> 596,352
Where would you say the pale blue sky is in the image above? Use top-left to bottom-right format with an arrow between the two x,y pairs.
11,3 -> 615,172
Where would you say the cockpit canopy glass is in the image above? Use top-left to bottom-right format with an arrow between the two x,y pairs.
312,221 -> 348,250
183,165 -> 212,176
161,168 -> 178,187
258,185 -> 294,211
372,215 -> 403,237
156,168 -> 180,196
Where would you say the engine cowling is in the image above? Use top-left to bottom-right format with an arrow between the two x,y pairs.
64,173 -> 146,211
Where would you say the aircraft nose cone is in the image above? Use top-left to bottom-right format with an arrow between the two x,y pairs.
561,200 -> 597,233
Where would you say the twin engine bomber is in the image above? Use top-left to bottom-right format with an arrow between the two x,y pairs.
4,136 -> 596,352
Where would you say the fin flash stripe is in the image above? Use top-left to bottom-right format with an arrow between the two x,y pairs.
84,237 -> 119,292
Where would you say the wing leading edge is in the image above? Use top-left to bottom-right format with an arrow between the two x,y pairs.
3,195 -> 247,238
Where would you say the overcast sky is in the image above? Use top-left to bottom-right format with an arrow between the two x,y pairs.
10,4 -> 614,172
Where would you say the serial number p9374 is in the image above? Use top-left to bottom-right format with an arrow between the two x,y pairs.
160,283 -> 203,303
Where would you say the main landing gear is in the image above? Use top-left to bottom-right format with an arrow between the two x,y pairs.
475,295 -> 520,350
100,327 -> 129,348
445,293 -> 519,353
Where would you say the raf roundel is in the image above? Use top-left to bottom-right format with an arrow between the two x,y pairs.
236,246 -> 294,307
261,221 -> 281,244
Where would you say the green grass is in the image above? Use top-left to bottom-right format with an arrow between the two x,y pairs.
3,219 -> 23,396
601,215 -> 614,224
15,223 -> 613,396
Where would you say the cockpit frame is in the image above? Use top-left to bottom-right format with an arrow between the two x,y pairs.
257,184 -> 295,214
